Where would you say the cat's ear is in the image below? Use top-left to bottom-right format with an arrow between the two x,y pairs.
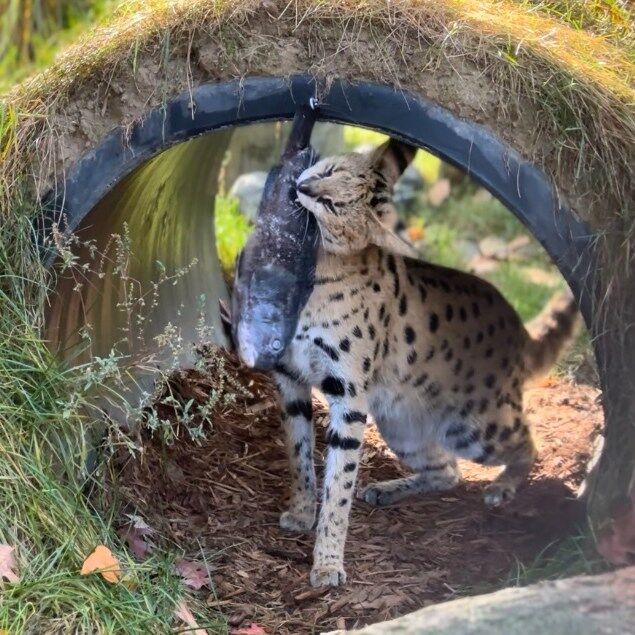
369,216 -> 419,259
369,139 -> 418,186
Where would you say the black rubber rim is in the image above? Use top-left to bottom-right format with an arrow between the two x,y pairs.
41,75 -> 595,323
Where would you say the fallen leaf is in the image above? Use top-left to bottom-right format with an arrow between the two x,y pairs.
175,558 -> 211,590
231,624 -> 267,635
118,515 -> 155,559
174,599 -> 207,635
407,225 -> 424,241
80,545 -> 121,583
0,544 -> 19,583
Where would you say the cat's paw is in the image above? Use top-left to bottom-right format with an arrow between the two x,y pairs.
310,563 -> 347,588
279,509 -> 315,532
483,482 -> 515,508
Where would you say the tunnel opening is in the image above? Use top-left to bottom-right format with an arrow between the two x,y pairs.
42,77 -> 605,632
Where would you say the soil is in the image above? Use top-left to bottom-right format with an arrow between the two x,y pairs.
109,347 -> 603,634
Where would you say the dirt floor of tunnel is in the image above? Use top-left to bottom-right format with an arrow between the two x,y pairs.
107,347 -> 603,634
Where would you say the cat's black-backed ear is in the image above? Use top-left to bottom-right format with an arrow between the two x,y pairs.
370,139 -> 418,185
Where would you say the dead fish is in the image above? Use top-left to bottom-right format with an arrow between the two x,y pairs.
231,106 -> 319,369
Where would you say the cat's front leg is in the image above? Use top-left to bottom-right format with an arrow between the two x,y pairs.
273,366 -> 317,532
311,376 -> 367,587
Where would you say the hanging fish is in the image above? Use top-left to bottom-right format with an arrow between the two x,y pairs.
229,105 -> 320,369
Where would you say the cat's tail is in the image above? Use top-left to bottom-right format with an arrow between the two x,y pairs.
523,289 -> 578,377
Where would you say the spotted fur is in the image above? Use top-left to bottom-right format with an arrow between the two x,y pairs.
268,139 -> 577,587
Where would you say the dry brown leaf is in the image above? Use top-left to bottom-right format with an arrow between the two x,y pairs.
80,545 -> 121,583
0,544 -> 19,584
174,599 -> 207,635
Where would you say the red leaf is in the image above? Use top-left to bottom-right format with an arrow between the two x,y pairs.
0,544 -> 19,584
118,515 -> 155,560
174,558 -> 211,590
231,624 -> 267,635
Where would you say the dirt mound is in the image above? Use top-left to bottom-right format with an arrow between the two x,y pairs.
108,348 -> 602,633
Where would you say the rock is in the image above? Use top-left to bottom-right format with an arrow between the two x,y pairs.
455,239 -> 479,262
325,567 -> 635,635
228,171 -> 268,222
426,178 -> 451,207
479,235 -> 508,258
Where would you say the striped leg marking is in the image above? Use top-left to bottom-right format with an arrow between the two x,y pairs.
274,372 -> 317,532
311,391 -> 367,587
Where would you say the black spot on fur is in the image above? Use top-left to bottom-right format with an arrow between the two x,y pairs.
399,294 -> 408,316
322,376 -> 345,396
418,285 -> 427,303
485,374 -> 496,388
329,291 -> 345,302
472,302 -> 481,318
425,347 -> 435,362
286,400 -> 312,420
313,337 -> 339,361
453,359 -> 463,375
488,323 -> 496,336
344,462 -> 357,472
404,325 -> 416,344
445,304 -> 454,321
479,398 -> 489,414
476,331 -> 484,343
348,382 -> 357,397
363,357 -> 371,373
414,373 -> 428,388
344,411 -> 366,424
446,423 -> 467,437
444,348 -> 454,362
460,400 -> 475,418
407,350 -> 418,365
339,337 -> 351,352
459,307 -> 467,322
429,313 -> 439,333
373,283 -> 381,293
352,325 -> 363,338
484,422 -> 498,440
368,324 -> 376,340
463,336 -> 471,350
485,347 -> 494,358
379,304 -> 386,320
326,430 -> 361,450
499,427 -> 513,442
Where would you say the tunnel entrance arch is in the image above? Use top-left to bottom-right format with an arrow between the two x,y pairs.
43,75 -> 594,318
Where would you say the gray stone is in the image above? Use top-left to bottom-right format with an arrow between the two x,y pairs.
325,567 -> 635,635
228,171 -> 268,222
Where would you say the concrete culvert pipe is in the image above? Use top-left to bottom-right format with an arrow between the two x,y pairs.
3,1 -> 633,629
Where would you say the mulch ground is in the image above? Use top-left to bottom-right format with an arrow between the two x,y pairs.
107,347 -> 603,634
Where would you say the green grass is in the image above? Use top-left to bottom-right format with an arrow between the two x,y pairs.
504,527 -> 609,588
214,194 -> 252,272
0,1 -> 120,91
0,196 -> 224,633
